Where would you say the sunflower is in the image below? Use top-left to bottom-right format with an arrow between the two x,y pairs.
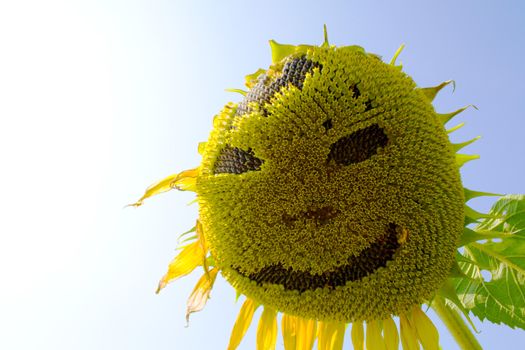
132,27 -> 525,349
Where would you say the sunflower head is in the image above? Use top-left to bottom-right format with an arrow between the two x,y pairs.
195,39 -> 464,322
132,28 -> 491,350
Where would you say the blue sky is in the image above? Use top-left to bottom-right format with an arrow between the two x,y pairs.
0,0 -> 524,349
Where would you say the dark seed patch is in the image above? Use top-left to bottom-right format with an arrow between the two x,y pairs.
236,56 -> 321,117
328,124 -> 388,166
282,206 -> 339,227
214,145 -> 264,174
322,119 -> 333,131
234,223 -> 402,292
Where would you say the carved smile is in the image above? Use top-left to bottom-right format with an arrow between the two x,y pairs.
233,223 -> 404,292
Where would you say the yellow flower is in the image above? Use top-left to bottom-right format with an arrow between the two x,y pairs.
132,27 -> 489,349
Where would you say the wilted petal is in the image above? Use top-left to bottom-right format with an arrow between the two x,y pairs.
156,241 -> 204,293
172,168 -> 199,191
228,298 -> 259,350
129,168 -> 199,207
257,307 -> 278,350
185,267 -> 219,322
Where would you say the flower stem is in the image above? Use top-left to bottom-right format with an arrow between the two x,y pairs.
431,296 -> 483,350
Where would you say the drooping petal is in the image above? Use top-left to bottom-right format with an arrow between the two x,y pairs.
400,315 -> 419,350
129,173 -> 178,207
296,317 -> 317,350
383,317 -> 399,350
351,322 -> 365,350
366,320 -> 386,350
129,168 -> 199,207
156,240 -> 205,293
318,321 -> 345,350
195,220 -> 209,274
317,321 -> 329,350
185,267 -> 219,322
228,298 -> 259,350
171,168 -> 199,191
331,323 -> 345,350
257,307 -> 278,350
282,314 -> 298,350
412,308 -> 439,350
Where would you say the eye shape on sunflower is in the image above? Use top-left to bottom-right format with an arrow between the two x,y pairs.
214,146 -> 264,174
236,56 -> 321,117
133,28 -> 497,350
327,124 -> 389,165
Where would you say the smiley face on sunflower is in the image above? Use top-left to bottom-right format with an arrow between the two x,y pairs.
132,28 -> 525,350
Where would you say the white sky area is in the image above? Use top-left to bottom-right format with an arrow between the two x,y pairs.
0,1 -> 524,349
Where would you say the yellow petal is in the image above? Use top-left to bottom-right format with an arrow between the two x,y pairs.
282,314 -> 297,350
296,317 -> 317,350
400,315 -> 419,350
195,220 -> 209,274
412,308 -> 439,350
129,168 -> 199,207
366,320 -> 386,350
383,317 -> 399,350
257,307 -> 278,350
185,267 -> 219,322
156,240 -> 204,293
172,168 -> 198,191
331,323 -> 346,350
228,298 -> 259,350
317,321 -> 329,350
318,321 -> 345,350
351,322 -> 365,350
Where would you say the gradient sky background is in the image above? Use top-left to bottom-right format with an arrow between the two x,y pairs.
1,0 -> 524,349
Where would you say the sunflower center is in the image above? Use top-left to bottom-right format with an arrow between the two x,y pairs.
233,223 -> 403,292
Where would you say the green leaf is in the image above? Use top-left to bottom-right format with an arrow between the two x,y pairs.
455,195 -> 525,329
476,194 -> 525,233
